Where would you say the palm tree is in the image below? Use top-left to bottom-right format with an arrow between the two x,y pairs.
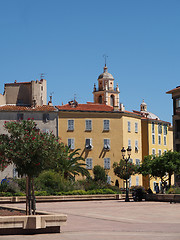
55,144 -> 89,180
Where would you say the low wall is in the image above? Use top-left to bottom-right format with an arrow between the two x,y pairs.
146,194 -> 180,203
0,194 -> 126,203
0,205 -> 67,235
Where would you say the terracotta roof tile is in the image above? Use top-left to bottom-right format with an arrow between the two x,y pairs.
166,86 -> 180,94
5,82 -> 31,85
56,103 -> 114,112
0,105 -> 57,112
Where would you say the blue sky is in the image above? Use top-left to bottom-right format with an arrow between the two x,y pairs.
0,0 -> 180,123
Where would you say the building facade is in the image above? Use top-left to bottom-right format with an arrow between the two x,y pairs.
134,100 -> 173,191
0,78 -> 57,181
57,103 -> 142,187
0,105 -> 58,180
57,66 -> 143,188
167,86 -> 180,186
0,79 -> 47,107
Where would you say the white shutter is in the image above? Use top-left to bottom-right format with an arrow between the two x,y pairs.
104,120 -> 109,130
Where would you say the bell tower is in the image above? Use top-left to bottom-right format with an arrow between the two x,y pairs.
93,65 -> 120,108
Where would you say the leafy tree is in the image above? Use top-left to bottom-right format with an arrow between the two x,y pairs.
0,119 -> 60,214
113,159 -> 137,180
138,151 -> 180,191
53,144 -> 89,180
163,150 -> 180,187
93,165 -> 107,183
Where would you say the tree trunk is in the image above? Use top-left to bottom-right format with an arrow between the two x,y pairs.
32,178 -> 36,215
26,176 -> 33,215
26,176 -> 28,215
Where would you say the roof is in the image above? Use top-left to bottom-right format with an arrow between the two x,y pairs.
133,110 -> 160,120
166,86 -> 180,94
5,82 -> 31,85
0,105 -> 57,112
56,102 -> 141,118
56,103 -> 114,112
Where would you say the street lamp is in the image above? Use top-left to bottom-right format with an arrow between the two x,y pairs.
121,146 -> 132,202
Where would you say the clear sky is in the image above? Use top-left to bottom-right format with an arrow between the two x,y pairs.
0,0 -> 180,123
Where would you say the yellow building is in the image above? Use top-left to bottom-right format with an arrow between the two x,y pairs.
57,103 -> 142,188
56,65 -> 173,190
57,65 -> 143,188
133,100 -> 173,191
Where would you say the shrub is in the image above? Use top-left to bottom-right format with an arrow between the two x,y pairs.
15,178 -> 26,192
167,186 -> 180,194
34,170 -> 76,194
34,191 -> 49,196
93,165 -> 107,183
0,178 -> 20,194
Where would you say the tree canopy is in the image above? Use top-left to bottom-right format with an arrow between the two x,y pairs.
0,119 -> 59,177
52,144 -> 89,180
138,150 -> 180,188
113,159 -> 137,180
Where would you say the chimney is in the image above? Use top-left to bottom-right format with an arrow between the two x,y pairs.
120,103 -> 125,111
48,101 -> 53,106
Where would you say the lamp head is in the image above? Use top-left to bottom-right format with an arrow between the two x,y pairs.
121,147 -> 126,157
127,146 -> 132,157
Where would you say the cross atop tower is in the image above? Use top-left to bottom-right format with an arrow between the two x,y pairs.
103,54 -> 108,66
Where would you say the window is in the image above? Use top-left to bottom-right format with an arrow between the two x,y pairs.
176,98 -> 180,108
136,176 -> 139,186
163,124 -> 167,135
164,136 -> 167,146
158,149 -> 162,156
42,128 -> 50,134
107,175 -> 111,184
99,95 -> 102,104
43,113 -> 50,122
104,139 -> 110,150
68,138 -> 75,150
152,134 -> 155,144
164,149 -> 167,153
136,159 -> 140,166
153,181 -> 157,191
17,113 -> 24,120
86,158 -> 92,169
129,158 -> 133,163
158,135 -> 161,145
152,122 -> 155,133
152,148 -> 156,156
104,158 -> 110,169
135,122 -> 138,133
68,120 -> 74,131
135,140 -> 138,152
85,120 -> 92,131
128,139 -> 131,148
128,121 -> 131,132
158,123 -> 162,134
85,138 -> 93,150
13,168 -> 18,178
103,120 -> 110,131
110,95 -> 114,106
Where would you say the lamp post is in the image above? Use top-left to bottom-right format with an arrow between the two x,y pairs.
121,146 -> 131,202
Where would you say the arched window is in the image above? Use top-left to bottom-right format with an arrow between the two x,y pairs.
110,95 -> 114,106
99,95 -> 102,104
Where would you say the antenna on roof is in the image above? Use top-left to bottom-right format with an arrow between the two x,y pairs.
50,92 -> 54,102
40,73 -> 45,79
103,54 -> 108,66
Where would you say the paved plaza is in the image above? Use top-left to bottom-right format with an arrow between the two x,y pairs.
1,200 -> 180,240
